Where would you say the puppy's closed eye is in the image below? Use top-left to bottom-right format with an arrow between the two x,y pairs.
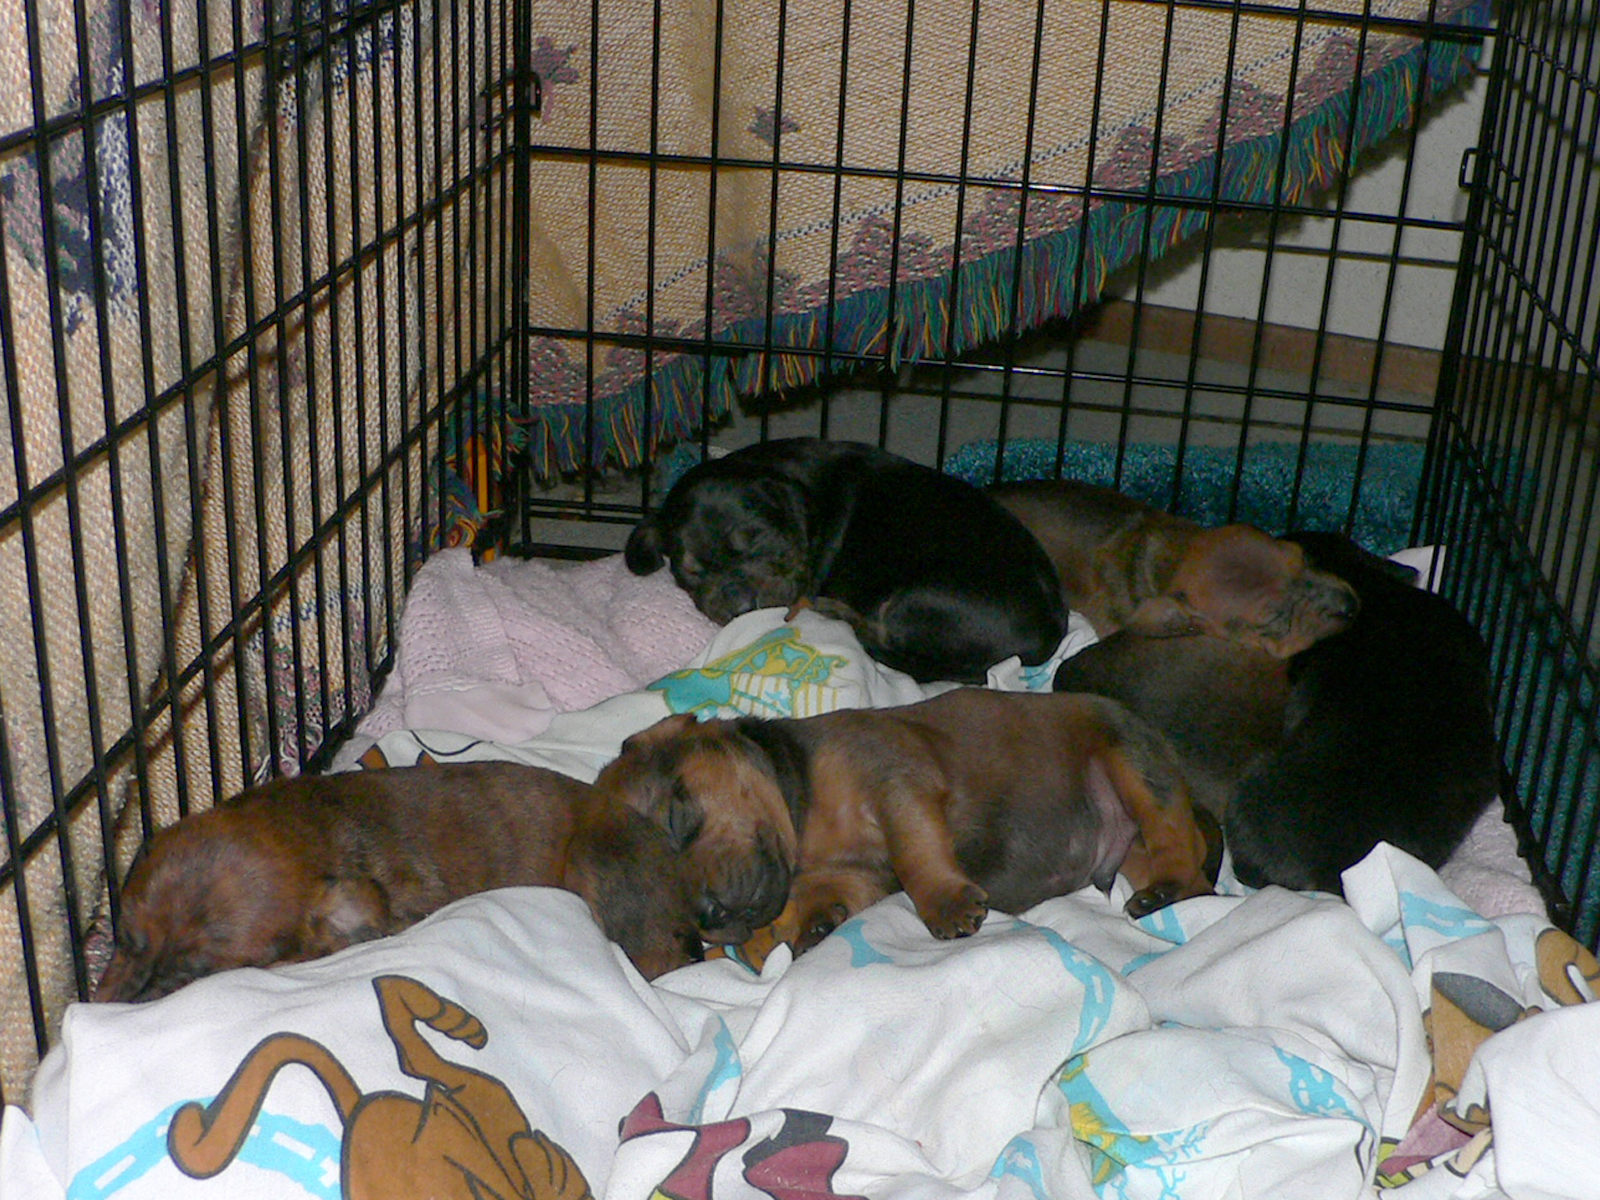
665,781 -> 705,850
726,525 -> 763,555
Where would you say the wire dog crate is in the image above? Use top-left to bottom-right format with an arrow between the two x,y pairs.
0,0 -> 1595,1105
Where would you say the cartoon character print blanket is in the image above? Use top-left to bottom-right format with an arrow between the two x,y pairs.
5,847 -> 1598,1200
4,555 -> 1594,1200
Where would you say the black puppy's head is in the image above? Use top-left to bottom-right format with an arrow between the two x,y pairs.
626,459 -> 812,624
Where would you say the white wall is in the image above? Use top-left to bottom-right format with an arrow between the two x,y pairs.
1125,70 -> 1490,351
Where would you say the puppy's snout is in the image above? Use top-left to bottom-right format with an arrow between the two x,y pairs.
694,838 -> 794,943
693,885 -> 779,944
695,891 -> 733,932
700,571 -> 801,623
696,577 -> 757,624
718,579 -> 757,614
1317,578 -> 1360,627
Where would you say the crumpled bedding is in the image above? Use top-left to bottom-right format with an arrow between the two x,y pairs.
3,848 -> 1593,1199
3,549 -> 1588,1200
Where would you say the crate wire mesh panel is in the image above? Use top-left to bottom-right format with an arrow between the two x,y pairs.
0,0 -> 529,1100
0,0 -> 1594,1106
1429,2 -> 1600,945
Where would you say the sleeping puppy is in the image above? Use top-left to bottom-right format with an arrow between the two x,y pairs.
93,762 -> 703,1002
595,689 -> 1217,955
1053,632 -> 1289,822
625,439 -> 1066,683
1055,533 -> 1500,893
1224,532 -> 1500,890
988,479 -> 1357,656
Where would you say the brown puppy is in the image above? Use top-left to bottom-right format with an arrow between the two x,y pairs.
988,479 -> 1357,656
94,762 -> 703,1002
595,690 -> 1216,955
1053,632 -> 1289,821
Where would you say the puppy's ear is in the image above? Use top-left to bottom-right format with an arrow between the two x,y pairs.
621,712 -> 699,751
301,878 -> 391,956
1199,526 -> 1296,591
625,515 -> 666,574
1122,595 -> 1204,638
733,719 -> 810,833
1097,522 -> 1184,621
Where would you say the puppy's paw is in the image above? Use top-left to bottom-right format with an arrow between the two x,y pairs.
921,883 -> 989,940
793,901 -> 851,955
1124,881 -> 1182,918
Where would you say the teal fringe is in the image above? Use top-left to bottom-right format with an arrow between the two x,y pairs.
943,438 -> 1425,555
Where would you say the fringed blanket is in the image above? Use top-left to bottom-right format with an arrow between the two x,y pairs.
513,0 -> 1489,476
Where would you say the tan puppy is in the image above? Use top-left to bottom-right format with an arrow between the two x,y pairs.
988,479 -> 1357,656
94,762 -> 702,1001
595,690 -> 1216,955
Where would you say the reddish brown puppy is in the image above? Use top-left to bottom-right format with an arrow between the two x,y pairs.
988,479 -> 1358,657
595,690 -> 1216,956
94,762 -> 702,1002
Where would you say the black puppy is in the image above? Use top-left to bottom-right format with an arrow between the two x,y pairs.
1056,533 -> 1500,893
625,439 -> 1066,683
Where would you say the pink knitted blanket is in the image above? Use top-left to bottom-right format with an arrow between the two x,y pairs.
356,550 -> 718,744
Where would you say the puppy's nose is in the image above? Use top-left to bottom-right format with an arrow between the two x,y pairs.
718,579 -> 756,615
695,892 -> 733,931
1329,584 -> 1360,623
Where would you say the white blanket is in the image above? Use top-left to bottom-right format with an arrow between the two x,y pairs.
3,550 -> 1581,1200
4,851 -> 1594,1200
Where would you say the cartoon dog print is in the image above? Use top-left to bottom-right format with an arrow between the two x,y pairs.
166,975 -> 593,1200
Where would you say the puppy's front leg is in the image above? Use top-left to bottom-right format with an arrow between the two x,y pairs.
875,782 -> 988,940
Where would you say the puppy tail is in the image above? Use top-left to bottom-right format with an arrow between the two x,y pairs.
167,1034 -> 361,1178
